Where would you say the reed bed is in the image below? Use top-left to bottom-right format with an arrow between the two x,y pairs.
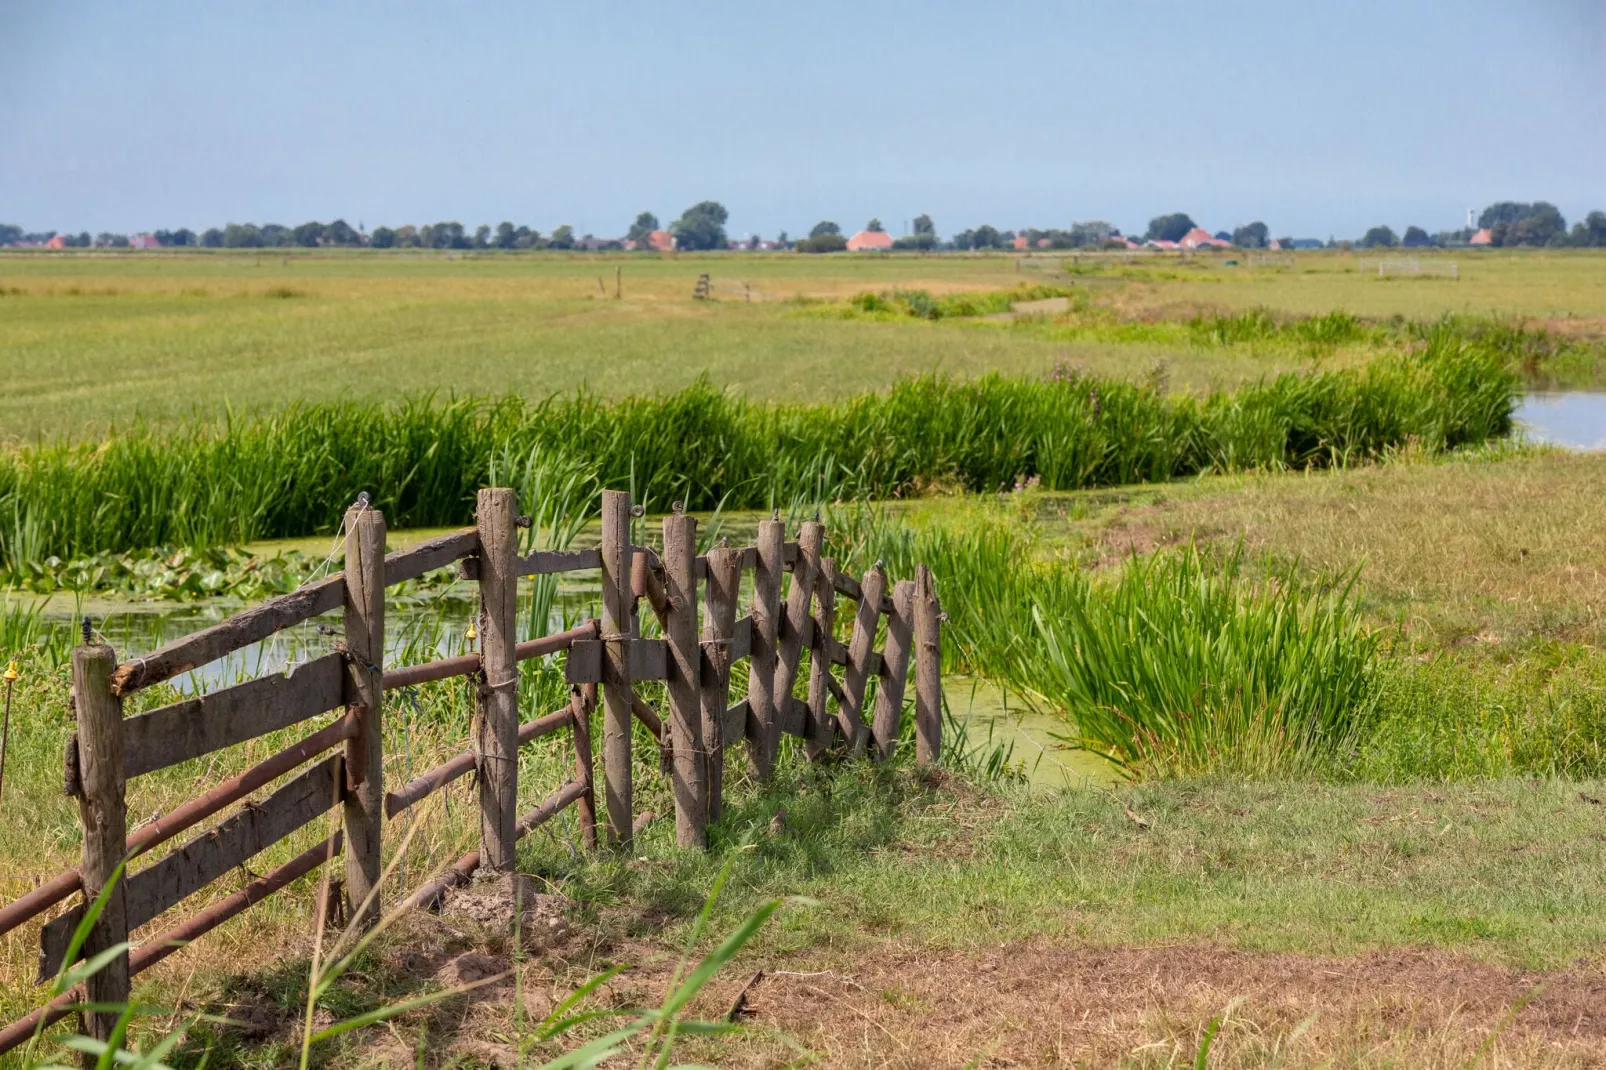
0,336 -> 1514,565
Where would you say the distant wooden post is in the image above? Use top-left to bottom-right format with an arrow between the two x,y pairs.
914,564 -> 942,767
699,545 -> 741,822
570,684 -> 598,850
342,503 -> 385,928
870,580 -> 916,761
600,490 -> 634,845
71,642 -> 128,1047
745,517 -> 784,779
772,520 -> 822,756
662,508 -> 706,847
806,558 -> 839,761
840,565 -> 886,752
475,488 -> 519,872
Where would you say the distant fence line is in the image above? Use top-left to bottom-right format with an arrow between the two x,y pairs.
0,487 -> 942,1054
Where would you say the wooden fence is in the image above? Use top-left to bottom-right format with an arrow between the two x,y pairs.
0,488 -> 941,1054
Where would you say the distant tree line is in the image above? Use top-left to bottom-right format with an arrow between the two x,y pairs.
1358,203 -> 1606,249
9,198 -> 1606,253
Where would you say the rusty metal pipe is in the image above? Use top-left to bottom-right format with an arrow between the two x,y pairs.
0,713 -> 355,942
128,831 -> 342,978
382,619 -> 599,689
0,870 -> 81,941
385,707 -> 574,818
400,779 -> 586,913
126,712 -> 357,860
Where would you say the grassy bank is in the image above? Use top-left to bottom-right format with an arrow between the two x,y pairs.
0,338 -> 1514,565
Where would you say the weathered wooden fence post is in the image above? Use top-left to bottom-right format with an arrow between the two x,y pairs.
662,507 -> 706,847
805,558 -> 839,761
745,516 -> 784,779
475,488 -> 519,873
699,545 -> 741,823
840,565 -> 886,752
914,564 -> 942,767
570,683 -> 598,849
600,490 -> 634,845
342,502 -> 385,928
772,520 -> 822,757
71,641 -> 128,1047
871,580 -> 916,761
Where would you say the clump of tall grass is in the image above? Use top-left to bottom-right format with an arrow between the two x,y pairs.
847,282 -> 1077,321
830,511 -> 1382,779
0,341 -> 1515,565
1188,307 -> 1371,350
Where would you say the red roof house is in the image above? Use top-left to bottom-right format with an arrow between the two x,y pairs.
647,229 -> 674,252
846,229 -> 894,251
1469,228 -> 1493,246
1179,227 -> 1231,250
44,234 -> 67,249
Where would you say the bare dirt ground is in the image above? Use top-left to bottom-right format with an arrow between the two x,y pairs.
320,928 -> 1606,1068
703,942 -> 1606,1068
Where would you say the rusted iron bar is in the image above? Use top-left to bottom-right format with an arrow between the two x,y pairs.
126,712 -> 357,860
128,831 -> 343,976
381,619 -> 600,689
0,708 -> 354,943
0,870 -> 81,940
400,779 -> 586,913
0,831 -> 344,1057
384,707 -> 575,818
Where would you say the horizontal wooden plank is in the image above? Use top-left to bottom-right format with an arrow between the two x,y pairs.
461,547 -> 604,581
385,528 -> 478,586
42,754 -> 344,978
111,575 -> 344,696
124,654 -> 345,779
564,638 -> 668,683
520,547 -> 603,577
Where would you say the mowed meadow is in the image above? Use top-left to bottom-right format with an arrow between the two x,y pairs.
2,247 -> 1605,438
5,248 -> 1606,1065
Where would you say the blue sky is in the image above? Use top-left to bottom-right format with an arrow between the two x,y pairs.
3,1 -> 1602,240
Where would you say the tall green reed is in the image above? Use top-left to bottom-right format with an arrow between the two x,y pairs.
0,341 -> 1515,566
833,507 -> 1381,779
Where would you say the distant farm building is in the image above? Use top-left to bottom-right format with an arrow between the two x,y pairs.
44,235 -> 67,249
846,229 -> 894,251
1469,228 -> 1493,246
129,234 -> 161,250
1179,227 -> 1231,250
1012,234 -> 1030,250
647,230 -> 674,252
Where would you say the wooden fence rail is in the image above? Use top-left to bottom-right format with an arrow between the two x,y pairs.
0,487 -> 941,1055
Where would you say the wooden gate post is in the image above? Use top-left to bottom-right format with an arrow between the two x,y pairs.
475,488 -> 519,872
342,503 -> 385,928
805,558 -> 839,761
870,580 -> 916,761
699,545 -> 741,823
772,520 -> 823,758
914,564 -> 943,767
599,490 -> 634,846
745,516 -> 784,779
71,641 -> 128,1046
662,508 -> 706,847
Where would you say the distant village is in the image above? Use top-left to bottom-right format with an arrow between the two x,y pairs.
4,201 -> 1588,253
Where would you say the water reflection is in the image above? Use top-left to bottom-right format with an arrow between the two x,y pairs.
1515,392 -> 1606,450
30,580 -> 600,695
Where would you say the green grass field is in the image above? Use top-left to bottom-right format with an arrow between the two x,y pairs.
5,249 -> 1606,1065
2,248 -> 1603,440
